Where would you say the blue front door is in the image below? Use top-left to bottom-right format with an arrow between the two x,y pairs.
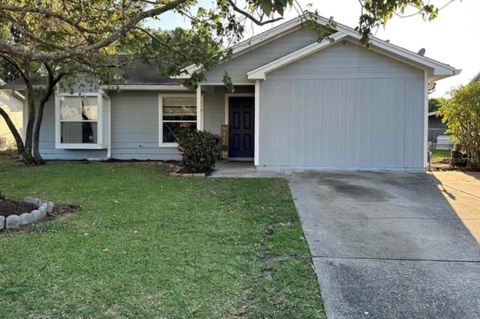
228,96 -> 254,158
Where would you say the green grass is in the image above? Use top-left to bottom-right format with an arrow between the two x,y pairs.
431,150 -> 451,163
0,160 -> 324,318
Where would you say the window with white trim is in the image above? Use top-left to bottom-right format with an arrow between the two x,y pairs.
55,92 -> 108,149
159,95 -> 197,146
59,96 -> 98,144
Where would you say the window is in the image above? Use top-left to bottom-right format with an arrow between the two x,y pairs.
55,93 -> 108,149
159,95 -> 197,146
59,96 -> 98,144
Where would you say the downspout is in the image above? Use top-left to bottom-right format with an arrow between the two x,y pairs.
107,95 -> 112,160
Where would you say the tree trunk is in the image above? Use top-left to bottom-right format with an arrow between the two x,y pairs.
22,87 -> 36,165
32,67 -> 62,165
33,92 -> 53,165
32,107 -> 44,165
0,106 -> 26,156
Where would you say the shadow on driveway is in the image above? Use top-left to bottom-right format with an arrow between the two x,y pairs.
431,171 -> 480,243
289,171 -> 480,319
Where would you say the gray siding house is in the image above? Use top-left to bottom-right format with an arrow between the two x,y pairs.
471,72 -> 480,84
428,112 -> 447,143
21,15 -> 459,170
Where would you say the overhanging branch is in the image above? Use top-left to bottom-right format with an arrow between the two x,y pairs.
227,0 -> 283,26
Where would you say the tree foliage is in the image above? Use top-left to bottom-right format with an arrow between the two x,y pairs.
428,98 -> 442,113
439,82 -> 480,170
0,0 -> 456,164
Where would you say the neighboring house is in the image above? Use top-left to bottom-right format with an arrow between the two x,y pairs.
0,79 -> 24,150
2,15 -> 459,170
428,111 -> 447,143
471,71 -> 480,83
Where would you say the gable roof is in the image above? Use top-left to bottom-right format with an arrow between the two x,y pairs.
178,14 -> 460,81
247,32 -> 346,80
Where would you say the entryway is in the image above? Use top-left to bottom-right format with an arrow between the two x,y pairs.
227,96 -> 254,159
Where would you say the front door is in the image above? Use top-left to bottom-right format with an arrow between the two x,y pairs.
228,96 -> 254,158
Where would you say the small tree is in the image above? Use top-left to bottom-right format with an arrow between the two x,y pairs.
439,82 -> 480,170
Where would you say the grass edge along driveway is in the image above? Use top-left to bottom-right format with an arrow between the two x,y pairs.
0,160 -> 324,318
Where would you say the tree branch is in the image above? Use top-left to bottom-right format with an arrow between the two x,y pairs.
0,4 -> 101,34
135,27 -> 191,60
7,17 -> 66,51
0,0 -> 189,61
227,0 -> 283,26
0,54 -> 30,84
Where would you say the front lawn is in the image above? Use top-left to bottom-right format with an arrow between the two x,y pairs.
0,159 -> 324,318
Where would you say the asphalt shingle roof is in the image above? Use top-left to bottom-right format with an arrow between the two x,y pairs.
1,62 -> 181,88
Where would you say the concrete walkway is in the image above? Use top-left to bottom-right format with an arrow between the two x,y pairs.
289,172 -> 480,319
211,161 -> 288,178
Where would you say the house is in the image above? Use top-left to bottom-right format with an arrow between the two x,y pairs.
0,79 -> 24,150
428,111 -> 446,143
471,72 -> 480,83
5,15 -> 459,170
428,111 -> 452,150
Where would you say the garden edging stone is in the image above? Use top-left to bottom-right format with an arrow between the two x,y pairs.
6,215 -> 20,229
1,198 -> 55,231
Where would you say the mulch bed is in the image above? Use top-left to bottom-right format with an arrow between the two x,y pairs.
0,198 -> 81,218
0,199 -> 36,217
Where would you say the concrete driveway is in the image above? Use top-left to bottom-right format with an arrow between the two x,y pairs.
431,171 -> 480,243
289,172 -> 480,319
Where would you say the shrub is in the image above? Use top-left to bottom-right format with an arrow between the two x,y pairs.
177,128 -> 219,173
439,82 -> 480,170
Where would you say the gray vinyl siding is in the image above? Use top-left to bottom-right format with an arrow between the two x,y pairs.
203,86 -> 254,135
110,91 -> 180,160
203,88 -> 225,136
203,28 -> 319,83
258,41 -> 425,170
38,89 -> 231,161
38,96 -> 107,160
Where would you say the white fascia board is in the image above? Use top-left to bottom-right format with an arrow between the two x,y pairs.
173,65 -> 202,79
173,17 -> 304,79
175,14 -> 458,81
230,18 -> 302,55
247,32 -> 347,80
368,38 -> 457,76
315,15 -> 457,77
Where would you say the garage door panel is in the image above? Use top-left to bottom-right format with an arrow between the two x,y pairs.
259,76 -> 424,169
258,42 -> 425,170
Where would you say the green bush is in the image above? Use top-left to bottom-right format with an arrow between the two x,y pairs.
439,82 -> 480,170
177,128 -> 219,173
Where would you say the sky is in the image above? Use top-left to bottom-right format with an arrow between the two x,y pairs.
153,0 -> 479,98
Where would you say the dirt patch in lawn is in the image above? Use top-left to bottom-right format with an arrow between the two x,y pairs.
0,199 -> 36,217
51,203 -> 82,216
